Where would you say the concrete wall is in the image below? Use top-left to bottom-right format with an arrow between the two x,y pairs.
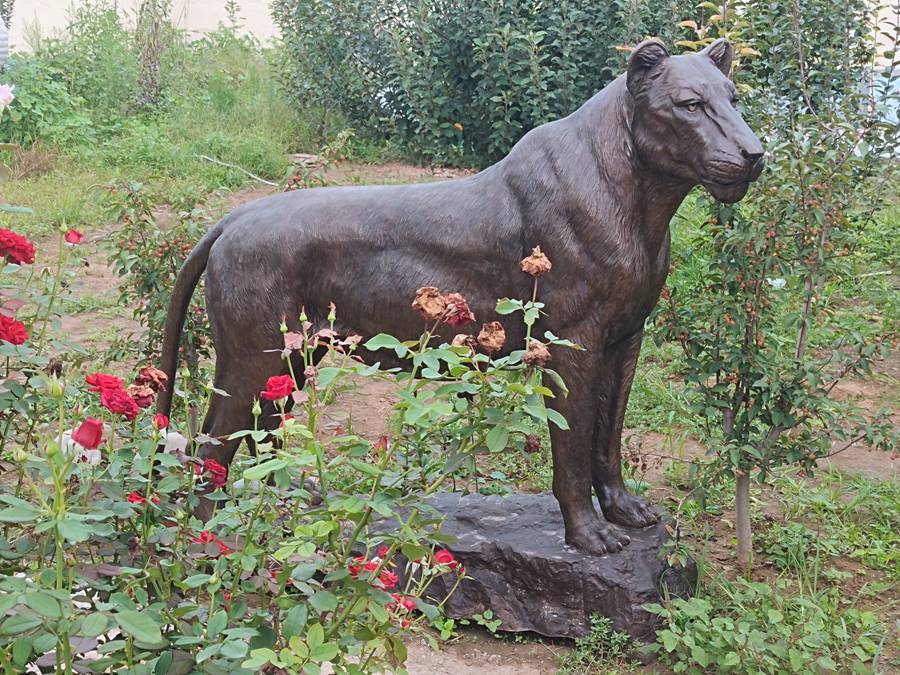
8,0 -> 278,50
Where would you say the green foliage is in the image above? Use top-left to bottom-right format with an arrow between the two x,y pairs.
105,182 -> 212,373
649,579 -> 888,674
0,261 -> 576,671
558,615 -> 635,674
272,0 -> 697,166
651,0 -> 899,568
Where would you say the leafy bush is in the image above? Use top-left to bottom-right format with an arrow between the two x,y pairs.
272,0 -> 697,166
652,0 -> 899,569
649,580 -> 888,674
558,615 -> 635,674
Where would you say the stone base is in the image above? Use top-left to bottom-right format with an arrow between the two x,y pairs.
415,492 -> 695,641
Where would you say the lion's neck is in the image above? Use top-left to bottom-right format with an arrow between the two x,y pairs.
575,77 -> 693,256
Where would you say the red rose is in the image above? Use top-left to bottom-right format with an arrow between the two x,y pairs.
126,384 -> 155,408
260,374 -> 295,401
71,417 -> 103,449
377,570 -> 399,590
85,373 -> 124,392
401,596 -> 416,611
203,457 -> 228,488
153,413 -> 169,430
443,293 -> 475,327
135,365 -> 168,392
348,555 -> 367,577
100,387 -> 140,421
0,229 -> 35,265
64,229 -> 85,245
192,531 -> 217,544
377,545 -> 390,559
0,314 -> 28,345
127,490 -> 146,504
434,549 -> 458,569
216,539 -> 235,556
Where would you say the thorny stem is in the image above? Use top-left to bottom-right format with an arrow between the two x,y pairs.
37,231 -> 68,356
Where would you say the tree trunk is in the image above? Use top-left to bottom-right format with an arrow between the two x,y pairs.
735,471 -> 752,573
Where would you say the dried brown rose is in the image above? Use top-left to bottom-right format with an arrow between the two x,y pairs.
524,434 -> 542,454
126,384 -> 156,409
443,292 -> 475,327
523,339 -> 551,367
304,366 -> 319,388
412,287 -> 448,321
520,246 -> 552,277
477,321 -> 506,353
135,365 -> 169,392
451,334 -> 477,350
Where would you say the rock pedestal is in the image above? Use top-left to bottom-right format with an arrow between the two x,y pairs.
416,492 -> 695,641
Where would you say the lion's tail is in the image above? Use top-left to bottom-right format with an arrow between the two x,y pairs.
156,221 -> 224,419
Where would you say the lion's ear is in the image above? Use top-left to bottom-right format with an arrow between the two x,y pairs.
702,38 -> 733,77
626,39 -> 670,95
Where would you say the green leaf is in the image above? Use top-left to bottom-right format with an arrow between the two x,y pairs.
545,408 -> 569,430
11,637 -> 32,666
308,591 -> 338,614
243,459 -> 288,481
494,298 -> 522,315
24,591 -> 60,619
363,334 -> 407,356
306,622 -> 324,648
282,604 -> 308,638
485,425 -> 509,453
80,613 -> 108,637
58,518 -> 93,543
114,610 -> 163,644
207,609 -> 228,639
0,614 -> 42,635
309,642 -> 339,662
0,506 -> 41,523
184,574 -> 212,588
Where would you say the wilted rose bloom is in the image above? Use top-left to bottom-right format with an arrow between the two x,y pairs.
0,84 -> 14,109
127,384 -> 155,409
101,387 -> 141,421
443,292 -> 475,327
0,314 -> 27,345
303,365 -> 318,388
477,321 -> 506,353
135,365 -> 168,392
85,372 -> 124,392
523,339 -> 551,368
520,245 -> 552,277
412,286 -> 447,322
216,539 -> 235,557
0,228 -> 35,265
64,229 -> 84,246
260,374 -> 295,401
524,433 -> 542,454
451,333 -> 477,350
72,417 -> 104,450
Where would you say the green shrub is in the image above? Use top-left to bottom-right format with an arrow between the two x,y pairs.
272,0 -> 697,166
649,580 -> 888,674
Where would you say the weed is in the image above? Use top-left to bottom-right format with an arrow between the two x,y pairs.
558,615 -> 635,675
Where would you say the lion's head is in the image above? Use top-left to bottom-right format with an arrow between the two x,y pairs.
627,38 -> 765,203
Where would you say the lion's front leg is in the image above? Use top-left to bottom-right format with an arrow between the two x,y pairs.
545,348 -> 631,555
592,330 -> 659,529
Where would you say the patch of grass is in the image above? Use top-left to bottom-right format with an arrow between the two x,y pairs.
558,615 -> 636,674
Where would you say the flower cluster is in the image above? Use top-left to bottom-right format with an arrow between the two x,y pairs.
411,287 -> 475,327
86,365 -> 168,421
348,554 -> 399,590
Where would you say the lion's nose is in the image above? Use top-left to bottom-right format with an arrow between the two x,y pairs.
741,148 -> 764,164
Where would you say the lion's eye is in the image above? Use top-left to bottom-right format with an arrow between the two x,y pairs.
679,101 -> 701,112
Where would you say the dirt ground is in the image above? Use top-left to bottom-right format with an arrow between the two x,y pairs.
45,162 -> 898,673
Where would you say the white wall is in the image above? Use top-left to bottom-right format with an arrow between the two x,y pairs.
8,0 -> 278,50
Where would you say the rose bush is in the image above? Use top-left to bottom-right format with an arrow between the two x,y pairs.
0,229 -> 575,672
